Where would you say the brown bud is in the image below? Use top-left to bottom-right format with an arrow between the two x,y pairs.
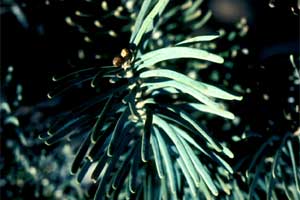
112,56 -> 124,67
120,48 -> 132,59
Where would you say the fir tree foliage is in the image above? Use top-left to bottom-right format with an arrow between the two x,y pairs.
40,0 -> 243,199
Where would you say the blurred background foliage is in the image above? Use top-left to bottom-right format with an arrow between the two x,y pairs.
0,0 -> 299,199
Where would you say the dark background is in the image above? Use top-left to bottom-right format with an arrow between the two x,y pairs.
0,0 -> 299,196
